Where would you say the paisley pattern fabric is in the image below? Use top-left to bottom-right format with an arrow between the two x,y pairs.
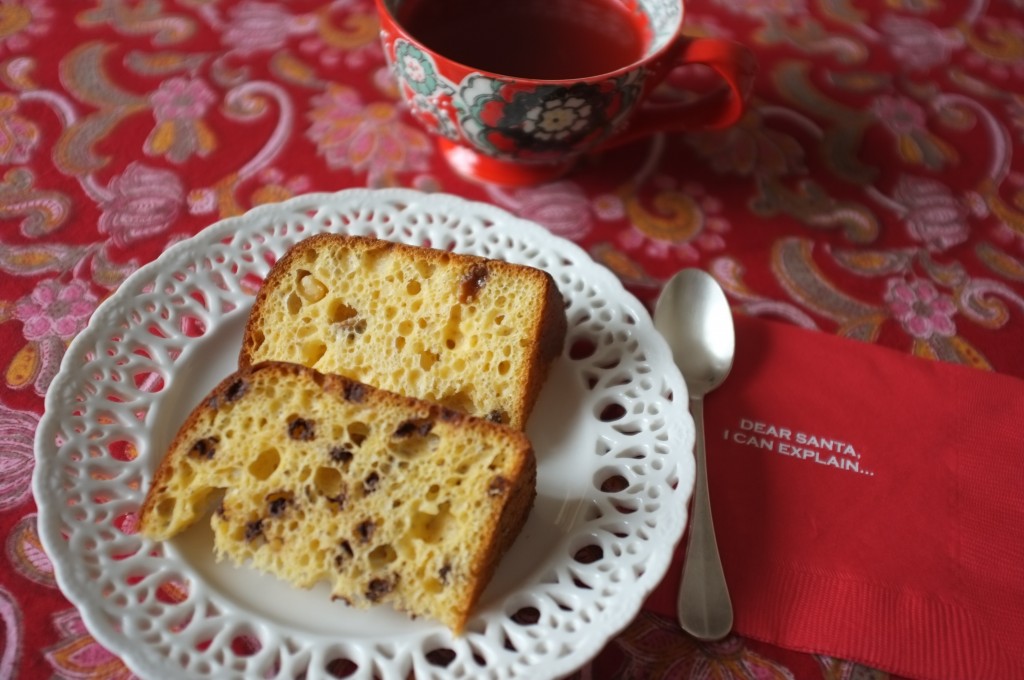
2,0 -> 1023,677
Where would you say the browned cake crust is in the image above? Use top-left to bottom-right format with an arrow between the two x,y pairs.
238,234 -> 567,430
138,361 -> 536,633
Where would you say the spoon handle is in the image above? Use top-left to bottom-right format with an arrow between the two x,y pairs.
677,396 -> 733,640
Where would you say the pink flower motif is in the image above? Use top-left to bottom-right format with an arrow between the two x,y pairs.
880,14 -> 958,71
713,0 -> 805,18
872,95 -> 927,135
885,278 -> 957,339
14,278 -> 97,342
0,403 -> 38,511
0,586 -> 22,679
151,76 -> 216,122
505,181 -> 594,240
99,162 -> 184,246
0,0 -> 53,54
306,84 -> 432,186
893,175 -> 969,250
44,609 -> 134,679
0,94 -> 39,163
222,1 -> 315,54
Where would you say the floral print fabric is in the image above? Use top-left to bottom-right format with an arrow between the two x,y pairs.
2,0 -> 1023,677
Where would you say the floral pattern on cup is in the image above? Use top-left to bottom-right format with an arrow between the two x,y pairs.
455,73 -> 644,162
393,40 -> 451,98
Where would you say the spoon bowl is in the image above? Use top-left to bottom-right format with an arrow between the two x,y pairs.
654,268 -> 735,640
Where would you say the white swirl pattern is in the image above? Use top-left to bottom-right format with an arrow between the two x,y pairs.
33,189 -> 694,680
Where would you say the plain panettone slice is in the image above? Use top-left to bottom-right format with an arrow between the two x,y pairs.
238,233 -> 567,430
138,361 -> 536,634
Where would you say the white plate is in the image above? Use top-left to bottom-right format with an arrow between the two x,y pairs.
33,189 -> 695,680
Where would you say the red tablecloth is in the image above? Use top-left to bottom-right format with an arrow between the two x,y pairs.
2,1 -> 1023,678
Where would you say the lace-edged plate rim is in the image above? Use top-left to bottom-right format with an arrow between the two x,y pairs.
33,188 -> 695,680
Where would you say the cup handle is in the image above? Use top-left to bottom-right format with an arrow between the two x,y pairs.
608,38 -> 757,148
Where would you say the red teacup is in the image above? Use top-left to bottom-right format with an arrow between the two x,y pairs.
375,0 -> 757,186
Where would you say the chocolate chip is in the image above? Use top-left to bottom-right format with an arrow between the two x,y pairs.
327,492 -> 348,510
339,317 -> 367,339
224,378 -> 249,403
486,410 -> 506,424
288,417 -> 316,441
329,446 -> 353,463
459,263 -> 489,303
439,564 -> 451,586
488,476 -> 509,497
366,577 -> 395,602
216,501 -> 227,518
394,418 -> 434,438
340,540 -> 354,557
363,472 -> 380,494
356,520 -> 375,543
268,497 -> 290,517
188,437 -> 219,460
244,519 -> 264,542
343,382 -> 367,403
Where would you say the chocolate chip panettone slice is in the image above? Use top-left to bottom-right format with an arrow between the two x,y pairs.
238,233 -> 567,430
138,361 -> 536,634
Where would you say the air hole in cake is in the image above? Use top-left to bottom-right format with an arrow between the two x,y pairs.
398,320 -> 413,336
395,336 -> 405,351
409,502 -> 451,543
301,340 -> 327,366
425,483 -> 440,501
419,351 -> 439,371
392,432 -> 439,460
313,466 -> 343,497
177,460 -> 195,484
368,543 -> 397,568
414,259 -> 435,279
286,292 -> 301,315
497,360 -> 510,376
155,497 -> 176,519
347,421 -> 369,446
331,301 -> 368,337
296,270 -> 327,302
250,329 -> 265,352
249,448 -> 280,480
406,280 -> 421,295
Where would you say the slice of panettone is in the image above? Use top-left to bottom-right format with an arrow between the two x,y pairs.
138,361 -> 536,634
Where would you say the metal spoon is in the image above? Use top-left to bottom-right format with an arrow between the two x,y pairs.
654,268 -> 735,640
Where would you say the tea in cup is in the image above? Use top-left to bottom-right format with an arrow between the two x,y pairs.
375,0 -> 756,185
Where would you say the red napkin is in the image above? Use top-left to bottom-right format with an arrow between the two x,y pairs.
648,315 -> 1024,680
